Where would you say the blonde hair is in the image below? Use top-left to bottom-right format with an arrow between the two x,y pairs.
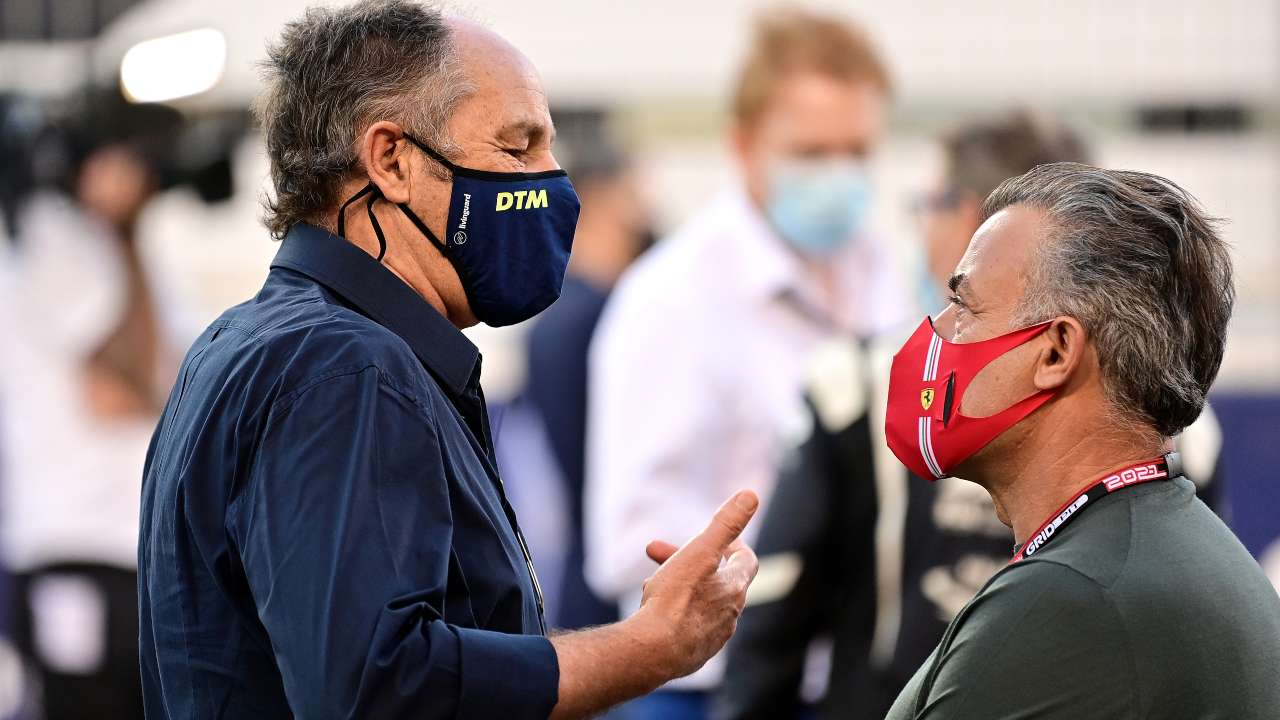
732,7 -> 891,126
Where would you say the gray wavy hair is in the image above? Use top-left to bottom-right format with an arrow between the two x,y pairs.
254,0 -> 472,238
985,163 -> 1235,438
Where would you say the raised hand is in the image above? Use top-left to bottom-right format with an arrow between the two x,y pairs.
635,490 -> 761,677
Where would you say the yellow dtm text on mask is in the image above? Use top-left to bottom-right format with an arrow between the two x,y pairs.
495,189 -> 548,211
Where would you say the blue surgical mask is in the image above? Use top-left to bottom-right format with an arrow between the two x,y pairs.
765,159 -> 872,256
339,133 -> 580,327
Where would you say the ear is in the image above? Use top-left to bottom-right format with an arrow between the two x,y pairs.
1033,316 -> 1087,391
358,121 -> 414,204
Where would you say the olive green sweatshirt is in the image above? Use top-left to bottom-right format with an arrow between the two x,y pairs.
885,476 -> 1280,719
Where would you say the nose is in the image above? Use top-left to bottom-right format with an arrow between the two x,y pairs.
932,303 -> 959,341
530,150 -> 562,174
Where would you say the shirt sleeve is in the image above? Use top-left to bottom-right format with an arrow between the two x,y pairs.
583,280 -> 724,602
229,365 -> 559,720
907,561 -> 1137,719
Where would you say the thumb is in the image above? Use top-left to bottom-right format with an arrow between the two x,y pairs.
688,490 -> 759,558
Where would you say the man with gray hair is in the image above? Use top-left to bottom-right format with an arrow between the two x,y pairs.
137,2 -> 759,718
882,163 -> 1280,718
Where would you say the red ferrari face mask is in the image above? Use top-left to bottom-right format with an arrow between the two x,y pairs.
886,316 -> 1054,479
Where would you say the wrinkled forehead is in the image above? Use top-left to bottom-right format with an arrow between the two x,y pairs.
952,204 -> 1048,307
448,19 -> 552,137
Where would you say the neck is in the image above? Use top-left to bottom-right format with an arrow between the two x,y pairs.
336,208 -> 456,324
978,411 -> 1166,546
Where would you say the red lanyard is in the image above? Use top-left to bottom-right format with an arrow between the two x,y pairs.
1010,453 -> 1180,563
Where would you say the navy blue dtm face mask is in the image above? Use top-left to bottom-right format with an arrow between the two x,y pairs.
338,132 -> 580,327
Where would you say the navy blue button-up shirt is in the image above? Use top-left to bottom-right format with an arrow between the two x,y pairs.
138,224 -> 558,719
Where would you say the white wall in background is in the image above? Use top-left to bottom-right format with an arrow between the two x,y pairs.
80,0 -> 1280,108
481,0 -> 1279,105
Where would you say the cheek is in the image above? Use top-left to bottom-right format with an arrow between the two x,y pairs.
422,177 -> 454,227
958,341 -> 1039,418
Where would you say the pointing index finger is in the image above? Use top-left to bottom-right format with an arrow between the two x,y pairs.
690,490 -> 759,557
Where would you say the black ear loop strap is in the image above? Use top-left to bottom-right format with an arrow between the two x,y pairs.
395,202 -> 449,255
337,183 -> 371,239
337,135 -> 465,264
364,186 -> 387,262
336,182 -> 388,262
402,133 -> 458,172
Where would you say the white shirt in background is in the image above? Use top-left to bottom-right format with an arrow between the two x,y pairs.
585,188 -> 911,690
0,194 -> 177,572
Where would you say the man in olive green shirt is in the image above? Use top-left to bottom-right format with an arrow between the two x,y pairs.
881,164 -> 1280,719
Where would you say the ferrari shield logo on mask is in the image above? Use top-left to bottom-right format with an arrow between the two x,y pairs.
920,388 -> 935,410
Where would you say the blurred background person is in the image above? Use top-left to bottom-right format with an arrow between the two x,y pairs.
716,112 -> 1227,720
0,90 -> 187,720
585,9 -> 908,719
524,122 -> 654,631
911,113 -> 1091,315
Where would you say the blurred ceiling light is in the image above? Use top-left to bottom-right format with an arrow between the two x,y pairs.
120,28 -> 227,104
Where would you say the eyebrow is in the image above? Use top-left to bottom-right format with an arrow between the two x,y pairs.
498,118 -> 554,146
947,272 -> 968,294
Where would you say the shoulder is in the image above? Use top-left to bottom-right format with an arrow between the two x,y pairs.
1021,487 -> 1141,587
977,559 -> 1111,615
947,560 -> 1116,647
208,278 -> 432,411
948,561 -> 1128,675
1025,478 -> 1214,590
921,561 -> 1137,718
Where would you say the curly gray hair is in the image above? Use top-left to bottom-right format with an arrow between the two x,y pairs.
254,0 -> 473,238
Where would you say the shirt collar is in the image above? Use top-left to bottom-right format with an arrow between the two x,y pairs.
271,223 -> 480,396
718,188 -> 848,330
718,188 -> 806,304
